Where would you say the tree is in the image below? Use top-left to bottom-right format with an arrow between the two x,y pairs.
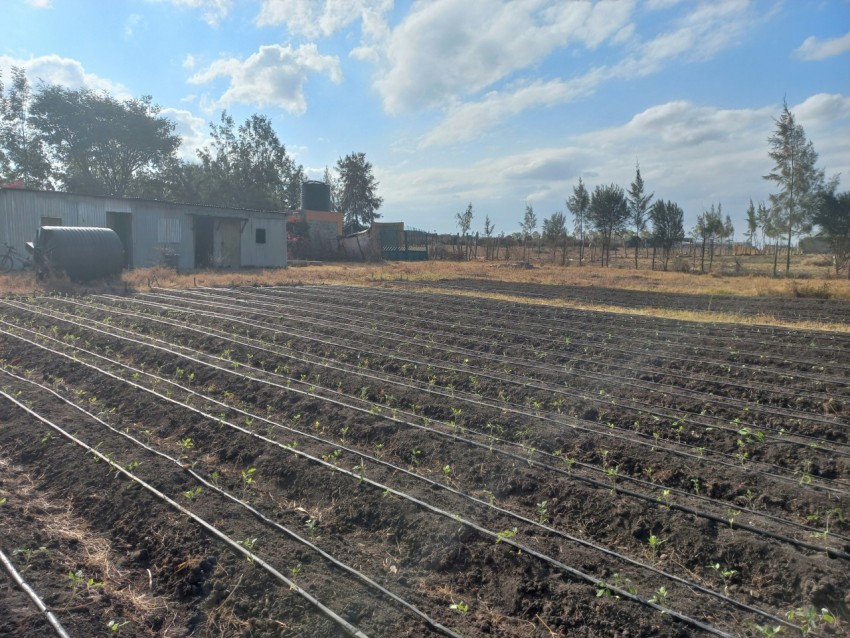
692,204 -> 724,272
30,85 -> 179,197
483,214 -> 495,259
456,202 -> 474,259
0,67 -> 52,187
542,211 -> 567,263
336,152 -> 383,233
627,162 -> 653,268
588,183 -> 629,267
813,190 -> 850,277
323,165 -> 338,211
764,100 -> 827,275
745,199 -> 758,251
650,200 -> 684,271
519,204 -> 537,260
567,178 -> 590,265
195,111 -> 299,210
723,214 -> 735,255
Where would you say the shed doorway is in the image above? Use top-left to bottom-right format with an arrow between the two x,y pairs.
194,216 -> 214,268
219,219 -> 242,268
106,212 -> 132,268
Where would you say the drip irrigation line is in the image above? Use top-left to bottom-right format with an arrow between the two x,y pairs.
130,290 -> 849,447
241,284 -> 850,369
1,366 -> 796,631
75,294 -> 850,486
0,367 -> 463,638
0,390 -> 372,638
85,293 -> 850,468
2,319 -> 847,561
4,300 -> 849,548
0,547 -> 72,638
0,380 -> 743,638
198,284 -> 850,388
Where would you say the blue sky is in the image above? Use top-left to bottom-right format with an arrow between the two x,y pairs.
5,0 -> 850,237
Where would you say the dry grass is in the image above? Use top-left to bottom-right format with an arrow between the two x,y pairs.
1,255 -> 848,331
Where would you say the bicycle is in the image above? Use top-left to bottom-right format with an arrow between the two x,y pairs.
0,242 -> 32,273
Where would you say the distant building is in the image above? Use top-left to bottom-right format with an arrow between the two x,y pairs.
0,187 -> 288,270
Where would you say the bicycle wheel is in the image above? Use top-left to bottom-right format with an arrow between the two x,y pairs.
0,255 -> 13,273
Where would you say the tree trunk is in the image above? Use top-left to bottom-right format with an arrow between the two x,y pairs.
785,226 -> 793,275
773,241 -> 779,277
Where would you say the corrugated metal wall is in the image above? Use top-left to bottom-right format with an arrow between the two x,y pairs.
1,189 -> 288,271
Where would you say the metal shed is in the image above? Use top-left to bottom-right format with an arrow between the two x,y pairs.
0,188 -> 288,271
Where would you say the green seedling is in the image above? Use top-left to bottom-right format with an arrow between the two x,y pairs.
241,467 -> 257,486
178,437 -> 194,451
410,448 -> 422,466
649,586 -> 668,605
750,624 -> 782,637
786,605 -> 835,635
449,601 -> 469,613
106,620 -> 128,633
495,528 -> 517,543
240,537 -> 257,563
710,563 -> 737,595
442,464 -> 452,476
183,486 -> 203,500
305,518 -> 317,539
647,534 -> 665,560
537,500 -> 549,524
40,432 -> 52,445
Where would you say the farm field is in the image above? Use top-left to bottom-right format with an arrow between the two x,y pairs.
0,283 -> 848,637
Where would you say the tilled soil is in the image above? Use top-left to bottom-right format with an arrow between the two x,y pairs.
0,283 -> 847,637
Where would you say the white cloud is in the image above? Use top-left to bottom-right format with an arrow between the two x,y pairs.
255,0 -> 392,39
405,0 -> 756,148
0,55 -> 130,97
794,31 -> 850,61
374,0 -> 635,115
160,107 -> 208,161
182,54 -> 196,70
188,44 -> 342,114
150,0 -> 232,27
25,0 -> 52,8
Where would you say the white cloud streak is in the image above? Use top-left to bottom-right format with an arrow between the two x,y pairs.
794,31 -> 850,61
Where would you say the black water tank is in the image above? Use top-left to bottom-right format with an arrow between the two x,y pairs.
33,226 -> 124,281
301,180 -> 332,211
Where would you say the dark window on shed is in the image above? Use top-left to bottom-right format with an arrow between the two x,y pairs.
41,216 -> 62,227
255,228 -> 266,244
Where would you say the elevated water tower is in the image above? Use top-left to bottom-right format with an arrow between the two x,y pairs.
301,180 -> 332,212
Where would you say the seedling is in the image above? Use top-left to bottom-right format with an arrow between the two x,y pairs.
289,563 -> 302,587
410,448 -> 422,466
183,486 -> 203,500
537,500 -> 549,524
178,437 -> 194,451
750,624 -> 782,637
241,467 -> 257,487
442,464 -> 452,476
710,563 -> 737,595
106,620 -> 128,633
209,471 -> 221,487
647,534 -> 665,561
786,605 -> 835,635
240,537 -> 257,563
495,528 -> 517,543
305,518 -> 317,539
449,601 -> 469,613
649,586 -> 668,605
40,432 -> 52,445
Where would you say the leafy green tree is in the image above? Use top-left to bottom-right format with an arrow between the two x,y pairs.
588,183 -> 629,267
519,204 -> 537,260
567,178 -> 590,265
814,190 -> 850,277
482,214 -> 496,260
30,85 -> 179,197
542,211 -> 567,263
196,111 -> 300,210
336,152 -> 383,233
627,162 -> 653,268
692,204 -> 724,272
650,200 -> 684,271
0,67 -> 52,188
764,100 -> 827,275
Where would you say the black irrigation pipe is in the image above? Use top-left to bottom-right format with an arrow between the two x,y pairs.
15,296 -> 850,505
405,279 -> 850,336
2,316 -> 847,561
0,347 -> 743,638
358,282 -> 850,353
7,296 -> 850,542
0,367 -> 463,638
143,288 -> 850,436
58,294 -> 850,508
252,284 -> 850,367
0,365 -> 797,632
93,293 -> 850,467
0,390 -> 372,638
209,289 -> 847,391
0,547 -> 72,638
